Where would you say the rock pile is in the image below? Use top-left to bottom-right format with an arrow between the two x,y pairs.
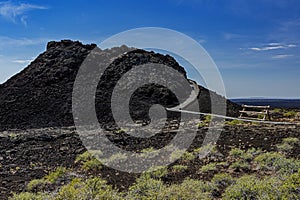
0,40 -> 240,130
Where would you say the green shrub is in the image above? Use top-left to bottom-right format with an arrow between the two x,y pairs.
75,151 -> 93,163
197,115 -> 212,127
204,115 -> 212,123
9,192 -> 50,200
181,151 -> 196,161
27,167 -> 67,191
57,177 -> 121,200
273,108 -> 282,113
199,163 -> 217,173
282,137 -> 300,145
163,178 -> 213,200
145,166 -> 168,179
258,114 -> 265,119
171,164 -> 188,173
230,160 -> 251,171
229,148 -> 253,161
56,178 -> 82,200
277,137 -> 299,153
226,119 -> 244,126
276,142 -> 294,153
223,175 -> 281,200
75,151 -> 102,171
212,173 -> 235,189
170,149 -> 195,163
255,152 -> 300,175
194,144 -> 219,158
45,167 -> 67,183
82,159 -> 102,171
216,161 -> 229,167
115,128 -> 128,134
197,121 -> 206,127
127,175 -> 166,199
283,110 -> 297,118
141,147 -> 155,153
280,169 -> 300,199
27,179 -> 50,191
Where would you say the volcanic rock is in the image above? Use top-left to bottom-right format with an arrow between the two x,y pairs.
0,40 -> 240,130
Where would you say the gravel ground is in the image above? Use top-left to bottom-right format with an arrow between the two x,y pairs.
1,123 -> 299,199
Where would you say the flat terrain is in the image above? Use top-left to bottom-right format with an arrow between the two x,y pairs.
1,113 -> 300,199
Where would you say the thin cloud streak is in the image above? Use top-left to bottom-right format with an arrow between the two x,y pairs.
0,1 -> 47,25
249,43 -> 297,51
0,36 -> 49,47
272,54 -> 293,59
12,59 -> 33,64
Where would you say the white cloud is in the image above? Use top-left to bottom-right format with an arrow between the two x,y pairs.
12,58 -> 33,64
0,1 -> 47,25
249,43 -> 297,51
0,36 -> 49,47
249,47 -> 264,51
272,54 -> 293,59
223,32 -> 244,41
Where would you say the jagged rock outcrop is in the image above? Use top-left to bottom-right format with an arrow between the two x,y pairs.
0,40 -> 240,130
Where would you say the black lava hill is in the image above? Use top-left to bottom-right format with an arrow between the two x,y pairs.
0,40 -> 239,130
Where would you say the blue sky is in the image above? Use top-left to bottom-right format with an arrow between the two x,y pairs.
0,0 -> 299,98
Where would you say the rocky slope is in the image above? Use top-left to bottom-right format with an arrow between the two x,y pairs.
0,40 -> 240,130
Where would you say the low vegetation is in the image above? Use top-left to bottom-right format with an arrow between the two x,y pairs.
10,136 -> 300,200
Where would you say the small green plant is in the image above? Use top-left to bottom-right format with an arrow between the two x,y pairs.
145,166 -> 168,179
115,128 -> 128,134
223,175 -> 281,200
226,119 -> 244,126
212,173 -> 235,189
193,144 -> 219,158
197,121 -> 206,127
282,137 -> 300,146
27,167 -> 67,191
170,149 -> 195,163
229,160 -> 250,171
181,151 -> 196,162
141,147 -> 155,153
75,151 -> 92,163
45,166 -> 67,183
280,169 -> 300,199
163,178 -> 213,200
273,108 -> 282,113
283,110 -> 297,118
9,132 -> 17,139
216,161 -> 229,167
197,115 -> 212,127
9,192 -> 49,200
171,164 -> 188,173
127,175 -> 166,199
254,152 -> 300,175
82,159 -> 102,171
229,148 -> 253,161
277,137 -> 300,153
204,115 -> 212,123
76,151 -> 102,171
199,163 -> 217,173
57,177 -> 120,200
258,113 -> 265,119
138,147 -> 159,159
27,179 -> 49,191
276,142 -> 294,153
